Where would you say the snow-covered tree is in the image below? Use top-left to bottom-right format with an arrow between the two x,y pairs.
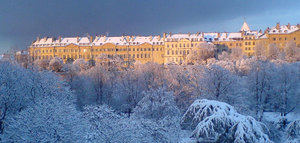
49,57 -> 63,72
34,59 -> 49,70
0,61 -> 35,135
133,88 -> 180,120
83,105 -> 177,142
247,60 -> 277,121
254,41 -> 268,60
272,62 -> 299,117
73,58 -> 89,71
284,41 -> 299,62
186,43 -> 216,65
285,120 -> 300,143
2,87 -> 89,142
201,64 -> 237,102
181,99 -> 272,143
266,43 -> 281,60
235,57 -> 256,76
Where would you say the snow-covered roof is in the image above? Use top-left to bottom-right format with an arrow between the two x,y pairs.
93,36 -> 127,45
258,34 -> 268,39
78,37 -> 90,44
268,24 -> 299,34
165,33 -> 203,42
60,37 -> 77,44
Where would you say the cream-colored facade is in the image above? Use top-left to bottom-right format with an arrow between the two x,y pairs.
29,22 -> 300,65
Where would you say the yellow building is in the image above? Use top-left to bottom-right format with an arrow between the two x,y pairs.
164,32 -> 205,64
261,23 -> 300,49
29,35 -> 165,64
213,22 -> 300,56
29,22 -> 299,65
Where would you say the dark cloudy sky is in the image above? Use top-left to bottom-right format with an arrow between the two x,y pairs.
0,0 -> 299,53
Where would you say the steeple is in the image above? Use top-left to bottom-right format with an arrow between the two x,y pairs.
240,19 -> 250,32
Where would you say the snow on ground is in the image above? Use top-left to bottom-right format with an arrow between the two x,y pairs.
264,112 -> 300,122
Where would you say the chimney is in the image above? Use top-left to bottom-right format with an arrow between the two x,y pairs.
76,36 -> 79,43
217,33 -> 220,38
259,29 -> 262,34
225,32 -> 228,38
58,36 -> 62,42
149,35 -> 153,41
89,36 -> 93,43
188,32 -> 191,36
131,36 -> 134,41
297,24 -> 300,28
241,31 -> 245,36
36,37 -> 40,42
163,33 -> 166,39
157,35 -> 161,40
287,23 -> 291,29
169,32 -> 172,37
264,27 -> 270,34
126,36 -> 130,42
276,22 -> 280,30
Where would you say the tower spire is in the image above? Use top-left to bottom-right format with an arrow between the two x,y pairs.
240,18 -> 250,32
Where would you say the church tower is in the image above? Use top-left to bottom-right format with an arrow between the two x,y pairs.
240,20 -> 250,32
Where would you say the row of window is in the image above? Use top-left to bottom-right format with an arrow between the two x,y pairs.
32,42 -> 164,47
166,43 -> 200,48
167,50 -> 190,55
166,38 -> 203,42
244,37 -> 254,40
245,42 -> 255,46
273,37 -> 296,41
35,47 -> 164,54
167,57 -> 183,64
34,53 -> 157,60
229,43 -> 242,47
245,47 -> 252,51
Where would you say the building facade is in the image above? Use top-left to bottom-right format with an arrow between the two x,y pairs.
29,22 -> 300,64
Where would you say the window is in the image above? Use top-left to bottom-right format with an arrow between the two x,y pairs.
253,42 -> 255,45
273,38 -> 276,41
294,37 -> 296,40
167,50 -> 170,55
